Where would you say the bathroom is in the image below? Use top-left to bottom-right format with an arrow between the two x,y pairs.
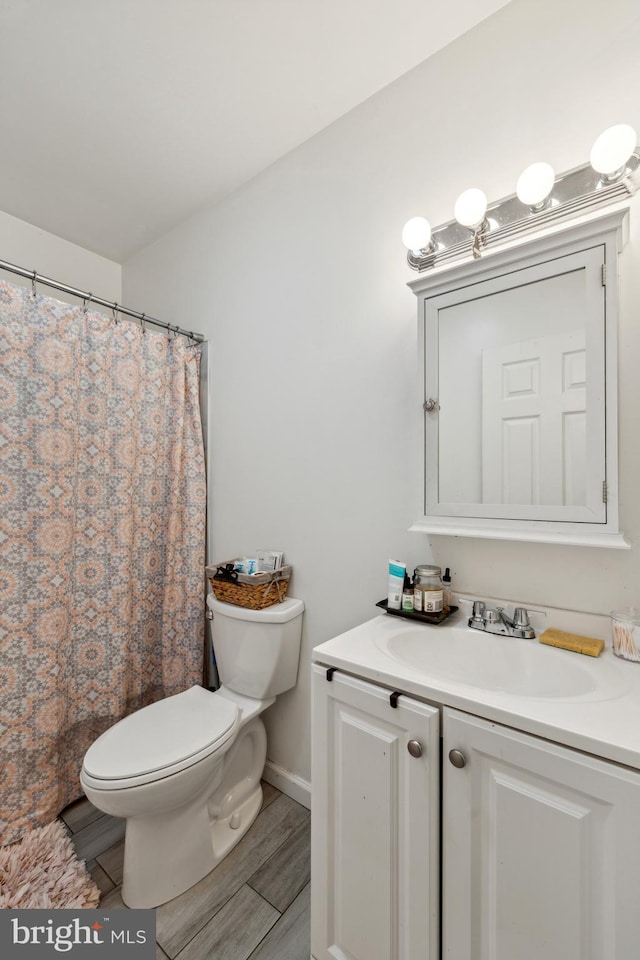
2,0 -> 640,957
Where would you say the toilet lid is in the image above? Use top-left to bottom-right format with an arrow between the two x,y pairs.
83,685 -> 239,782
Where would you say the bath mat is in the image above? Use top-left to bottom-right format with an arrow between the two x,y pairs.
0,819 -> 100,908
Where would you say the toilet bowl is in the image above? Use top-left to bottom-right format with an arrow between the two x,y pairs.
80,594 -> 304,908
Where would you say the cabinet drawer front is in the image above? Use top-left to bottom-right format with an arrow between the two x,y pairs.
311,665 -> 440,960
443,708 -> 640,960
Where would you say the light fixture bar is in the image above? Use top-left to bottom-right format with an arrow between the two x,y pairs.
407,153 -> 640,272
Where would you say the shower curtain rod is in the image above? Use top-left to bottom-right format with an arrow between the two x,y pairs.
0,257 -> 205,342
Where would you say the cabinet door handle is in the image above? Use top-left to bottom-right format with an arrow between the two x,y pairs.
407,739 -> 423,758
448,748 -> 467,768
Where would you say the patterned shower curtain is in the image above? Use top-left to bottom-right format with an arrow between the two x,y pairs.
0,279 -> 207,844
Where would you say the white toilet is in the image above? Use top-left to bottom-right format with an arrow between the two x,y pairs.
80,593 -> 304,908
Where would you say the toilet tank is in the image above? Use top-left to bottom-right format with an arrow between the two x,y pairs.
207,594 -> 304,699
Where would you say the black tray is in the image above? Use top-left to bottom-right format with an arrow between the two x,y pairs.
376,599 -> 458,625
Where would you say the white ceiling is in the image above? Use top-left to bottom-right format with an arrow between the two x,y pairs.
0,0 -> 511,263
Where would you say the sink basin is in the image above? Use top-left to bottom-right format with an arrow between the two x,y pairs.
376,625 -> 627,701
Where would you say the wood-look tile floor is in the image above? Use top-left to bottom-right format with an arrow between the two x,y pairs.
61,783 -> 310,960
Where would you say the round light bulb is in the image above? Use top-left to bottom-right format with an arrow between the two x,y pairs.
402,216 -> 432,253
590,124 -> 636,177
516,162 -> 555,208
454,188 -> 488,229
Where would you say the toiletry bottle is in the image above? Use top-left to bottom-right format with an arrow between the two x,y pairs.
414,564 -> 444,614
387,560 -> 406,610
402,574 -> 414,613
413,575 -> 423,612
443,567 -> 453,611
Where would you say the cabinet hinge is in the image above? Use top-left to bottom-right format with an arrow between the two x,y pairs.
602,480 -> 608,503
601,263 -> 607,286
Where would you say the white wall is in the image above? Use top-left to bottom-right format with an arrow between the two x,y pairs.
0,208 -> 121,307
123,0 -> 640,787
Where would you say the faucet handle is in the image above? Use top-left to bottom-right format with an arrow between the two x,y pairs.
513,607 -> 531,628
513,606 -> 536,638
469,600 -> 486,628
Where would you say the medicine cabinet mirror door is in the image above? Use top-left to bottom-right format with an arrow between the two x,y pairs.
410,212 -> 627,548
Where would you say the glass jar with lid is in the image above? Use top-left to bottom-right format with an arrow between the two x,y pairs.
413,564 -> 443,614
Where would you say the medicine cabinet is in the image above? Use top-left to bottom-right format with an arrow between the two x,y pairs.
408,209 -> 629,548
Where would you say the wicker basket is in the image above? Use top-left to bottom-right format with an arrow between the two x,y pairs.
206,561 -> 291,610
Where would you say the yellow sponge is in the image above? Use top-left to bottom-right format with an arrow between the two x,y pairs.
539,628 -> 604,657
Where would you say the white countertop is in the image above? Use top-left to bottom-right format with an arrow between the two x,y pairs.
312,599 -> 640,770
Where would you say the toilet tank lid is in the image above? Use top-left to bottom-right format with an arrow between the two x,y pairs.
206,594 -> 304,623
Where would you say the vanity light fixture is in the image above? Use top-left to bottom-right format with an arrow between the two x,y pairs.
403,123 -> 639,271
401,216 -> 435,256
453,188 -> 488,229
590,123 -> 637,181
453,188 -> 489,259
516,162 -> 555,211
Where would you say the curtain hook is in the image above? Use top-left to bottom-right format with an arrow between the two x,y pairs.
112,302 -> 119,325
31,269 -> 37,299
140,313 -> 146,334
83,292 -> 92,314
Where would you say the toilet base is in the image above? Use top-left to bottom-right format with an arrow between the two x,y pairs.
209,784 -> 263,864
120,717 -> 268,908
120,783 -> 264,908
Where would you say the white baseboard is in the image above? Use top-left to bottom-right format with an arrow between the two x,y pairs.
263,760 -> 311,810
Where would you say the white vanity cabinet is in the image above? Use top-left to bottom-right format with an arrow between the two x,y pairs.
310,664 -> 440,960
311,660 -> 640,960
443,707 -> 640,960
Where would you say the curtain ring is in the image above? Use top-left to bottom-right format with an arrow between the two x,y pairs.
83,292 -> 92,314
31,270 -> 37,299
112,302 -> 119,325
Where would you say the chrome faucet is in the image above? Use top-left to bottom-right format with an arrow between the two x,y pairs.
468,600 -> 536,639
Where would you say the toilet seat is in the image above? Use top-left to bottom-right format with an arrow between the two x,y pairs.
81,685 -> 239,790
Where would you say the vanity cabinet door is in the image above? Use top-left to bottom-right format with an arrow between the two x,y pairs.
311,664 -> 440,960
443,708 -> 640,960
